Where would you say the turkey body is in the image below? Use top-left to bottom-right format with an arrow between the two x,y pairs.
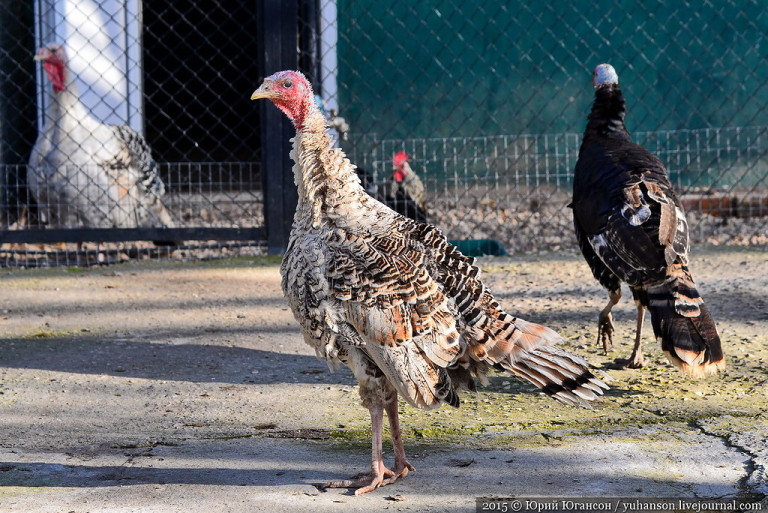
28,43 -> 173,229
282,144 -> 474,412
571,64 -> 724,376
281,128 -> 473,412
253,70 -> 606,495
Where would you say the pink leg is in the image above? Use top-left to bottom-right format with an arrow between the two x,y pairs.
325,403 -> 395,495
382,396 -> 415,485
614,302 -> 647,368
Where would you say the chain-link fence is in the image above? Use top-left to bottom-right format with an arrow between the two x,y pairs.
0,1 -> 268,266
1,1 -> 767,266
340,0 -> 768,254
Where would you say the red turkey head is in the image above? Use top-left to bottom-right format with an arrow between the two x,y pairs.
393,151 -> 410,182
34,43 -> 68,94
251,70 -> 314,129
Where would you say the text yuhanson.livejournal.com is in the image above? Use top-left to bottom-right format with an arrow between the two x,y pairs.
476,497 -> 766,513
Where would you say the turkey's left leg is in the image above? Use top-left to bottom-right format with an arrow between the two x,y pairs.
597,288 -> 621,354
613,301 -> 647,368
326,402 -> 396,495
381,393 -> 415,485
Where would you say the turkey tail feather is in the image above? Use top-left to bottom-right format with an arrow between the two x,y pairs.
493,319 -> 609,407
435,223 -> 609,406
646,278 -> 725,377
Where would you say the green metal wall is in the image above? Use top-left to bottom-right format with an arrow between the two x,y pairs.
337,1 -> 768,140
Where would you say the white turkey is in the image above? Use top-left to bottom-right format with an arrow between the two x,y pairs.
251,70 -> 607,495
28,43 -> 174,230
571,64 -> 724,375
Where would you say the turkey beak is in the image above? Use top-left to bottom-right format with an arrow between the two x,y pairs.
33,49 -> 50,62
251,81 -> 276,101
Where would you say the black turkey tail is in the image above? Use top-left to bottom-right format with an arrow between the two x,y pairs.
646,270 -> 725,377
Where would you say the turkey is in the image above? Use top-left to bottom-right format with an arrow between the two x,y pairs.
251,70 -> 607,495
381,151 -> 428,223
28,43 -> 174,231
571,63 -> 725,376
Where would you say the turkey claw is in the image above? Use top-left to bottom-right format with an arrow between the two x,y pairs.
326,461 -> 414,496
596,314 -> 614,354
382,461 -> 415,486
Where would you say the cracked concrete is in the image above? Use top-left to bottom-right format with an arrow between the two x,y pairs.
0,429 -> 758,512
0,249 -> 766,512
696,416 -> 768,495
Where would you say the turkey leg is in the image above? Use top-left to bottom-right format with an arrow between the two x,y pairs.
326,394 -> 414,495
613,301 -> 647,368
326,403 -> 395,495
597,289 -> 621,354
381,394 -> 415,485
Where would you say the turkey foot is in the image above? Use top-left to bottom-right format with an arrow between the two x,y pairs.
326,459 -> 413,495
596,312 -> 614,355
325,462 -> 395,495
381,459 -> 415,486
610,352 -> 646,369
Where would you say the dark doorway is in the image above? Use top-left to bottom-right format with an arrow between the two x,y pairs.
142,2 -> 262,165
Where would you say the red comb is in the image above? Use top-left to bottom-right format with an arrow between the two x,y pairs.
393,151 -> 409,168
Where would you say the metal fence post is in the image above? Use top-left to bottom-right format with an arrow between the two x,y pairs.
257,0 -> 300,255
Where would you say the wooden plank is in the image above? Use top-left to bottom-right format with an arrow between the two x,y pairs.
681,194 -> 768,218
0,227 -> 265,244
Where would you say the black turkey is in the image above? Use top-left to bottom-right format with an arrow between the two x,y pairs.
381,151 -> 428,223
571,63 -> 724,376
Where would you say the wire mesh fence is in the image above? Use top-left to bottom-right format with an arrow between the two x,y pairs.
0,160 -> 265,267
1,1 -> 767,267
339,0 -> 768,256
0,1 -> 267,266
352,125 -> 768,254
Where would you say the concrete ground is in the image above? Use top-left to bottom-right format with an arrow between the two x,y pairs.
0,249 -> 766,512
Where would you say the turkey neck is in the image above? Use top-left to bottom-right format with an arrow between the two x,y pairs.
584,85 -> 631,142
44,69 -> 99,134
292,107 -> 372,228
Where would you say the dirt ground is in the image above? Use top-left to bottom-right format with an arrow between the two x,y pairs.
0,247 -> 766,512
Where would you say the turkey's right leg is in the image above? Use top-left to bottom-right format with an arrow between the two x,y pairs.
597,288 -> 621,354
613,301 -> 647,369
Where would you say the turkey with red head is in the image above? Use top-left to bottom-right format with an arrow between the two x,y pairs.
380,151 -> 427,223
251,70 -> 607,495
28,43 -> 174,231
571,63 -> 725,376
